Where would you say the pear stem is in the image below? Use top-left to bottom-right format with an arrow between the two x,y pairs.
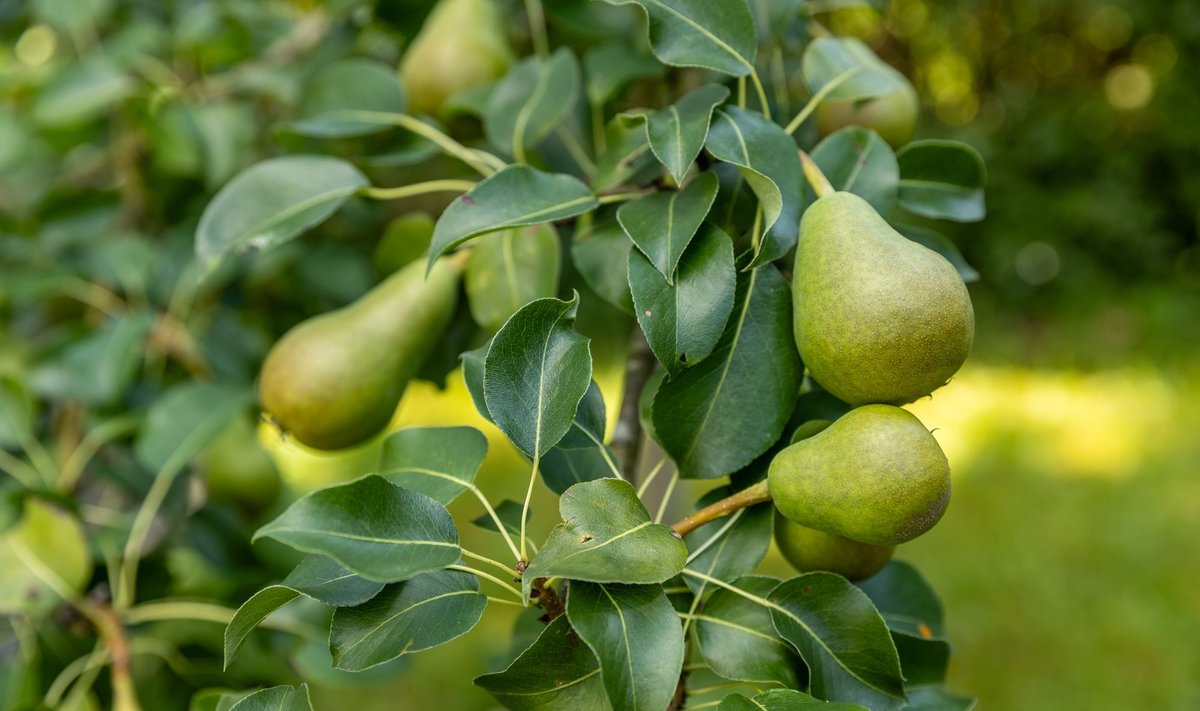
670,479 -> 772,536
798,150 -> 835,199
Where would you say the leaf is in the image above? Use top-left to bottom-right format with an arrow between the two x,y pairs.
196,156 -> 368,272
465,224 -> 562,332
896,140 -> 986,222
0,376 -> 35,448
903,687 -> 976,710
705,108 -> 805,267
282,58 -> 407,138
377,426 -> 488,505
801,37 -> 908,102
857,560 -> 950,685
540,445 -> 621,495
555,380 -> 609,450
471,499 -> 525,537
600,0 -> 758,77
694,576 -> 804,689
618,171 -> 719,282
32,55 -> 134,127
485,48 -> 582,158
894,224 -> 979,283
571,212 -> 635,315
134,380 -> 251,476
227,685 -> 312,711
768,573 -> 905,709
584,43 -> 663,105
460,343 -> 492,422
718,689 -> 868,710
641,84 -> 730,183
683,491 -> 773,592
522,479 -> 687,598
567,582 -> 684,711
428,165 -> 598,269
475,616 -> 609,710
484,295 -> 593,458
652,264 -> 802,478
630,223 -> 736,374
330,568 -> 487,671
0,499 -> 92,615
30,311 -> 155,405
224,555 -> 384,668
811,127 -> 899,216
254,475 -> 460,583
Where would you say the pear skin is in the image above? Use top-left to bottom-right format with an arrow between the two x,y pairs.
768,404 -> 950,545
400,0 -> 514,115
774,512 -> 895,581
258,258 -> 459,450
793,191 -> 974,406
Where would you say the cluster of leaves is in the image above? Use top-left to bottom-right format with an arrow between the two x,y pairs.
1,0 -> 987,710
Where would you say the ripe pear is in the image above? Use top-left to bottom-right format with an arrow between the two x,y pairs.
399,0 -> 514,115
775,513 -> 894,581
793,191 -> 973,406
258,258 -> 460,450
816,79 -> 919,148
768,404 -> 950,545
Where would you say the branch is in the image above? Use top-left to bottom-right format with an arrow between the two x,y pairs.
670,480 -> 772,536
611,328 -> 656,481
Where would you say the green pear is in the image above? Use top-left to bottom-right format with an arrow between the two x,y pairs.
793,191 -> 974,406
774,513 -> 894,581
258,258 -> 460,450
768,404 -> 950,545
400,0 -> 514,115
465,223 -> 561,332
816,79 -> 919,148
199,416 -> 281,509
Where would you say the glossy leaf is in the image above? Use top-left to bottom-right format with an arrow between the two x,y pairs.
894,223 -> 980,283
484,295 -> 593,458
600,0 -> 757,77
466,224 -> 562,332
540,444 -> 621,495
556,380 -> 608,450
486,48 -> 582,157
572,212 -> 635,315
630,224 -> 736,373
768,573 -> 905,709
694,575 -> 803,688
475,616 -> 608,710
471,499 -> 524,537
428,165 -> 597,269
584,43 -> 662,105
801,37 -> 907,102
811,127 -> 899,216
377,426 -> 488,505
618,171 -> 719,282
567,582 -> 684,711
254,475 -> 460,582
134,380 -> 251,475
896,140 -> 987,222
330,568 -> 486,671
858,560 -> 950,685
705,108 -> 805,267
718,689 -> 867,710
683,490 -> 773,592
904,687 -> 977,710
642,85 -> 730,183
227,685 -> 312,711
652,264 -> 802,478
196,156 -> 368,271
283,58 -> 407,138
523,479 -> 687,598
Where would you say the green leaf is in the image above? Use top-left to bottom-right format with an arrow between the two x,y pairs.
377,426 -> 488,505
460,343 -> 492,422
572,212 -> 635,315
254,475 -> 460,583
556,380 -> 608,450
484,295 -> 593,458
32,55 -> 134,127
330,568 -> 487,671
705,108 -> 805,268
567,582 -> 684,711
475,616 -> 608,710
540,445 -> 621,495
428,165 -> 598,269
227,685 -> 312,711
31,311 -> 155,405
196,156 -> 368,272
471,499 -> 525,537
282,58 -> 408,138
896,140 -> 986,222
652,264 -> 802,478
640,84 -> 730,183
0,376 -> 35,448
768,573 -> 905,709
523,479 -> 687,598
630,224 -> 736,373
465,224 -> 562,332
801,37 -> 907,102
857,560 -> 950,685
894,224 -> 979,283
224,555 -> 384,668
600,0 -> 758,77
0,498 -> 92,615
486,48 -> 582,158
694,575 -> 803,689
811,127 -> 899,216
584,43 -> 663,105
903,687 -> 976,710
683,492 -> 773,592
618,171 -> 719,282
718,689 -> 868,710
134,381 -> 251,476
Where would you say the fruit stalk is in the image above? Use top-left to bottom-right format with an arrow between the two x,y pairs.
799,150 -> 834,198
670,480 -> 772,536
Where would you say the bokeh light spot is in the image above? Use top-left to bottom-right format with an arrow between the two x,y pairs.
1104,64 -> 1155,110
1015,242 -> 1061,285
15,24 -> 57,66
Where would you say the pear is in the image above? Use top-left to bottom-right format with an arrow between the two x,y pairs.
774,513 -> 894,581
768,404 -> 950,545
793,191 -> 973,406
816,79 -> 919,148
400,0 -> 514,115
199,416 -> 281,509
258,258 -> 459,450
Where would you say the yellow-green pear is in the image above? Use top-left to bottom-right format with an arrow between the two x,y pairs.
199,416 -> 281,509
258,258 -> 460,450
816,79 -> 919,148
775,513 -> 894,581
258,420 -> 384,495
793,191 -> 974,406
768,404 -> 950,545
400,0 -> 514,115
